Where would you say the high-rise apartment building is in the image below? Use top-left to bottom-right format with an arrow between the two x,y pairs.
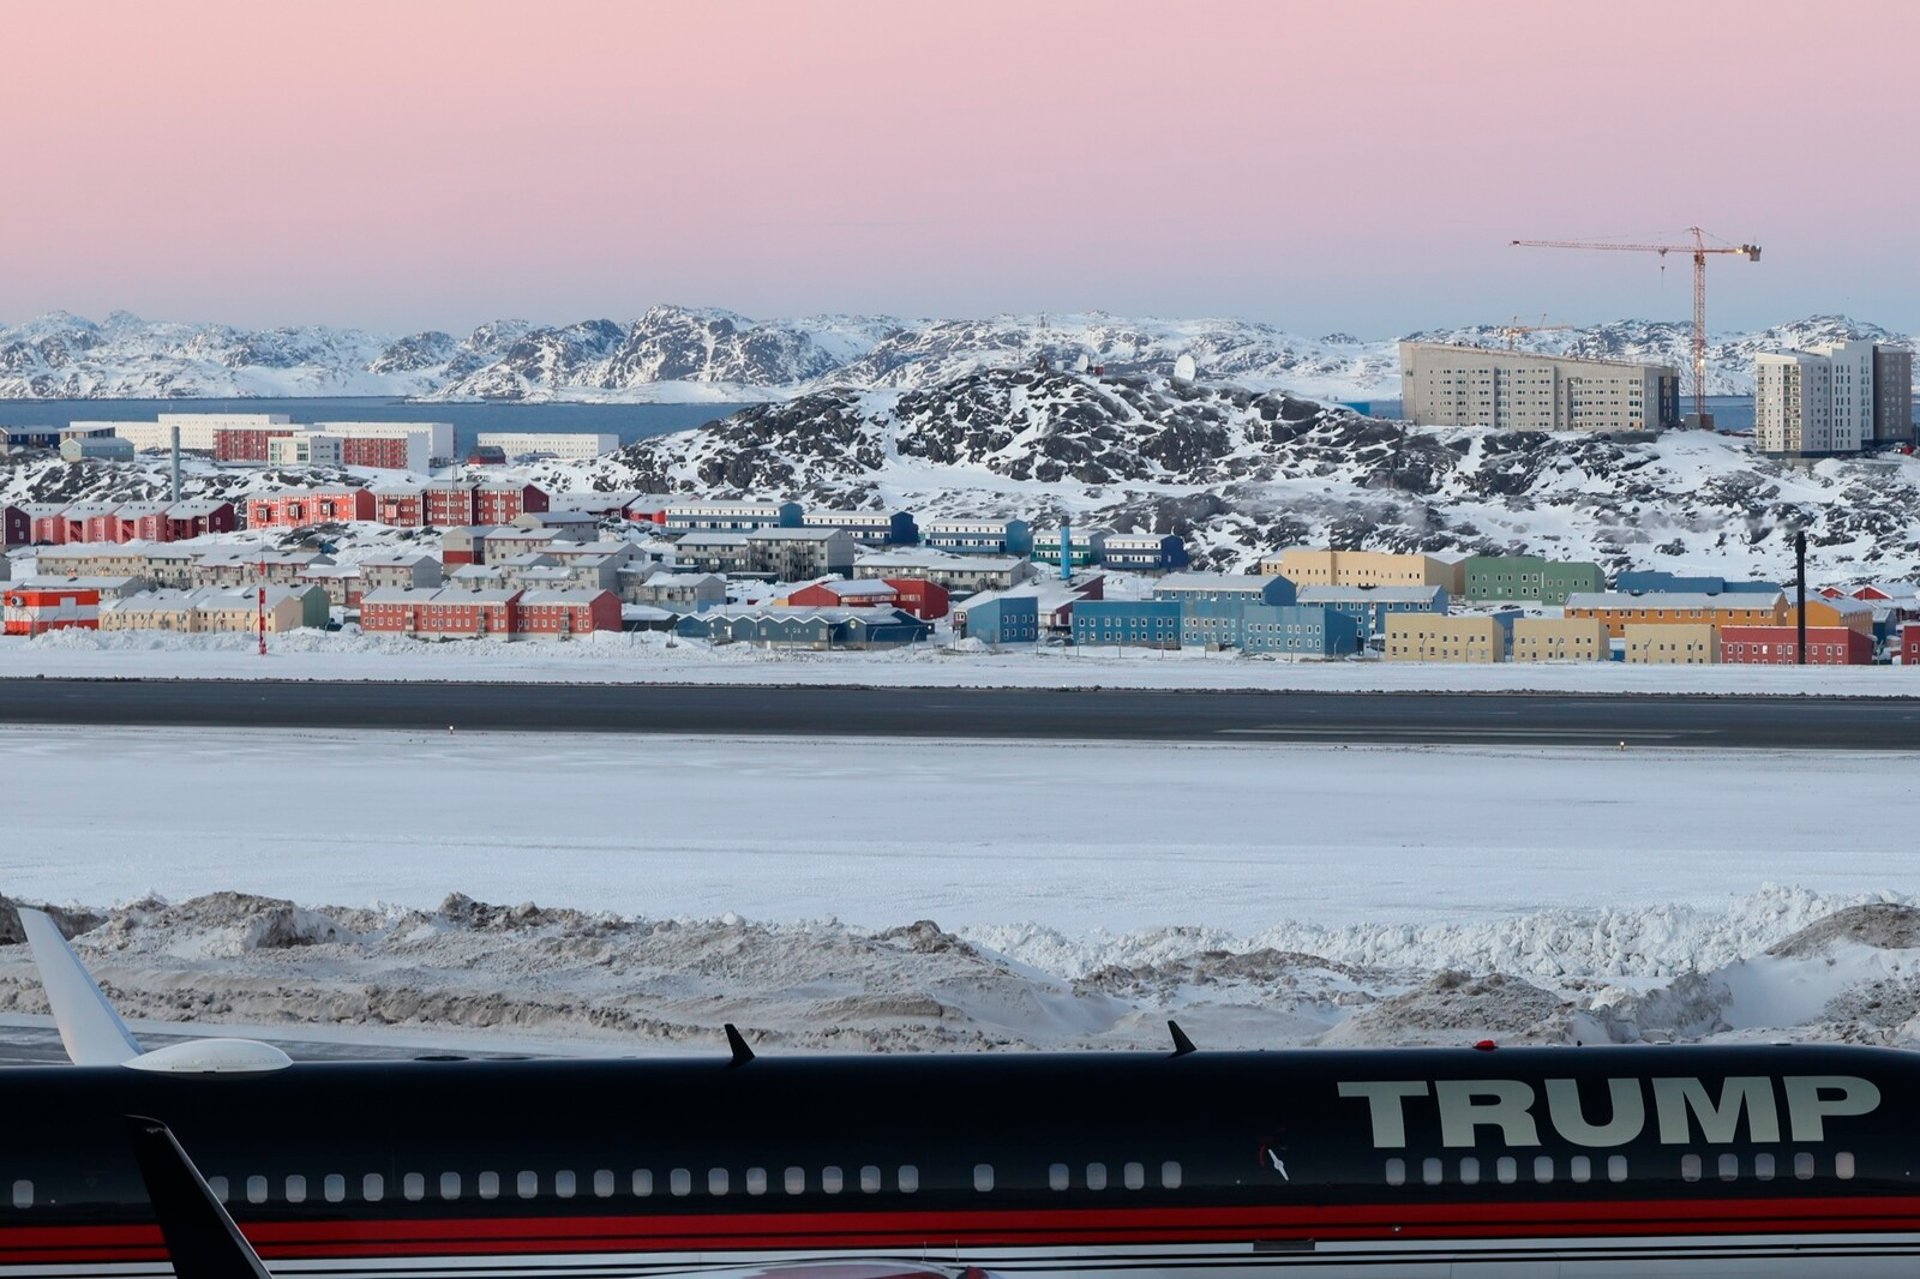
1754,340 -> 1911,456
1399,343 -> 1679,433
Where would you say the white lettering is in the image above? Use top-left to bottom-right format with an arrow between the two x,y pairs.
1338,1080 -> 1429,1148
1783,1075 -> 1881,1142
1652,1078 -> 1779,1145
1437,1079 -> 1540,1148
1544,1078 -> 1645,1148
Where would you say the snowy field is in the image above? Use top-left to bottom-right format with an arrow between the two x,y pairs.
3,725 -> 1920,1054
5,628 -> 1920,695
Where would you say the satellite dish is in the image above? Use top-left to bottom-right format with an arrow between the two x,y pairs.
1075,353 -> 1090,374
1173,353 -> 1197,383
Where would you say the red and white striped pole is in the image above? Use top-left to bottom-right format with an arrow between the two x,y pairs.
257,557 -> 268,657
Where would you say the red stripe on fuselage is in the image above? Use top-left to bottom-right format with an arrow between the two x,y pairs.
3,1198 -> 1920,1264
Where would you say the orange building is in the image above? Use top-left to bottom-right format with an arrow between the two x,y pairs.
1784,596 -> 1875,636
1565,592 -> 1786,639
3,586 -> 100,636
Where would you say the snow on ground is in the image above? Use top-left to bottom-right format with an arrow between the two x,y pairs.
2,726 -> 1918,1053
5,627 -> 1920,694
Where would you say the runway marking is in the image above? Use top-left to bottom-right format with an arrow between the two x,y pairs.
1217,727 -> 1695,739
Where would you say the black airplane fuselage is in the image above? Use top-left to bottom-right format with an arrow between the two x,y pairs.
1,1042 -> 1918,1277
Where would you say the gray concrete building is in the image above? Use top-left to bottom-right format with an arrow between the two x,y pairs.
1875,346 -> 1914,445
1399,342 -> 1678,433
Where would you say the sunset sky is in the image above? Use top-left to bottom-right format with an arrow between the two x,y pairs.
5,0 -> 1916,335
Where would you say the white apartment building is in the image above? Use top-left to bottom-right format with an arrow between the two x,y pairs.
474,432 -> 620,460
310,421 -> 455,461
1399,342 -> 1679,433
106,413 -> 293,451
1754,340 -> 1909,456
267,433 -> 344,467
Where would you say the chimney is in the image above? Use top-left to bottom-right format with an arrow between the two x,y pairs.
1795,529 -> 1807,665
170,426 -> 182,504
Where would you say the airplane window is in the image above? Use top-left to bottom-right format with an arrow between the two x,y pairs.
246,1176 -> 267,1205
899,1165 -> 919,1193
287,1175 -> 308,1204
633,1171 -> 654,1197
10,1182 -> 28,1210
1160,1162 -> 1181,1190
1754,1154 -> 1775,1181
1794,1153 -> 1815,1181
1384,1159 -> 1406,1187
324,1175 -> 345,1203
404,1174 -> 425,1201
708,1170 -> 729,1196
1422,1158 -> 1442,1186
479,1172 -> 500,1200
1607,1156 -> 1628,1183
974,1164 -> 994,1193
1124,1162 -> 1144,1190
1680,1155 -> 1702,1183
1836,1153 -> 1856,1180
440,1172 -> 461,1201
823,1167 -> 844,1194
784,1167 -> 805,1195
1049,1164 -> 1069,1191
670,1169 -> 691,1197
1718,1154 -> 1737,1182
364,1174 -> 384,1202
860,1166 -> 881,1193
556,1171 -> 576,1199
1087,1163 -> 1108,1191
1534,1157 -> 1553,1184
593,1170 -> 614,1198
519,1172 -> 539,1199
1459,1157 -> 1480,1185
209,1176 -> 229,1204
1496,1158 -> 1517,1185
745,1168 -> 766,1196
1570,1156 -> 1591,1184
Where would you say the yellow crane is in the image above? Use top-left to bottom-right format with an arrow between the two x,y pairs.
1498,315 -> 1573,350
1511,227 -> 1761,427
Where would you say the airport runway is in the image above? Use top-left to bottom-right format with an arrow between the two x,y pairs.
1,678 -> 1918,747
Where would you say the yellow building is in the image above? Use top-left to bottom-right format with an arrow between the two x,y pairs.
1263,549 -> 1464,594
1624,623 -> 1719,664
98,587 -> 317,634
1511,616 -> 1611,663
1384,614 -> 1508,663
1785,596 -> 1874,635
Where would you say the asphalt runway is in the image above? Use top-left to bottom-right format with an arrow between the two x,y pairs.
1,678 -> 1918,747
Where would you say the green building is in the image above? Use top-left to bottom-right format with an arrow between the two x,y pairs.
1463,555 -> 1605,605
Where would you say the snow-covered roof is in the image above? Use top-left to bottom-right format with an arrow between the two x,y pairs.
448,565 -> 504,580
676,532 -> 751,546
856,550 -> 1020,570
362,586 -> 520,605
16,575 -> 145,590
359,552 -> 437,568
702,606 -> 913,623
1153,572 -> 1274,594
747,527 -> 842,541
635,570 -> 722,588
806,579 -> 898,598
1567,592 -> 1785,611
1299,585 -> 1447,605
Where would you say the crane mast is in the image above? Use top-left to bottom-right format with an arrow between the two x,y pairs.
1510,227 -> 1761,428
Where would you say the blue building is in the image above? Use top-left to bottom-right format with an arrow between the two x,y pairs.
663,500 -> 804,532
800,509 -> 918,546
1240,605 -> 1362,656
1615,570 -> 1783,596
922,518 -> 1033,557
1151,572 -> 1297,648
1030,526 -> 1107,569
1296,585 -> 1448,643
952,592 -> 1040,645
1071,599 -> 1183,649
1100,533 -> 1189,571
675,606 -> 931,649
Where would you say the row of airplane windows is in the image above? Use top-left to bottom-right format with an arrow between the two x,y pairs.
138,1161 -> 1186,1209
1383,1151 -> 1855,1188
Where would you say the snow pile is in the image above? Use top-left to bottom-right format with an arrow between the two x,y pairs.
4,888 -> 1920,1053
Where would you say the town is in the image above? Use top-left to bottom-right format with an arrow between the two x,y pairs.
4,405 -> 1917,668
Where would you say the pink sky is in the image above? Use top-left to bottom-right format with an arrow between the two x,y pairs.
4,0 -> 1916,335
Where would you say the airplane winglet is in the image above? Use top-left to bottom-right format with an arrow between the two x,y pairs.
724,1023 -> 755,1066
18,907 -> 143,1066
1168,1019 -> 1197,1057
124,1115 -> 273,1279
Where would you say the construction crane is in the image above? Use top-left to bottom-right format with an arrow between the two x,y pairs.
1498,314 -> 1573,350
1510,227 -> 1761,428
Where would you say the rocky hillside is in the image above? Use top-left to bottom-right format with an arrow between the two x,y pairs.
1,308 -> 1910,404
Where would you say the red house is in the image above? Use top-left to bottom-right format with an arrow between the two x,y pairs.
3,585 -> 100,636
61,503 -> 120,544
114,503 -> 174,543
373,486 -> 425,528
787,579 -> 900,610
426,482 -> 478,528
1720,625 -> 1874,666
515,589 -> 620,639
882,576 -> 950,621
214,426 -> 298,462
26,505 -> 68,545
248,488 -> 376,530
1904,622 -> 1920,667
360,587 -> 520,639
2,504 -> 26,548
166,500 -> 237,539
476,482 -> 549,524
339,436 -> 415,469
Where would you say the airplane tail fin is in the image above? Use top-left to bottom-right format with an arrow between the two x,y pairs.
124,1115 -> 273,1279
18,907 -> 143,1066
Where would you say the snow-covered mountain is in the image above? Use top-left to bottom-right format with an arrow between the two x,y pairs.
0,308 -> 1911,404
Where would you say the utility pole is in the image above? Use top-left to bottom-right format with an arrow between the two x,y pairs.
258,554 -> 268,658
1794,530 -> 1807,666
